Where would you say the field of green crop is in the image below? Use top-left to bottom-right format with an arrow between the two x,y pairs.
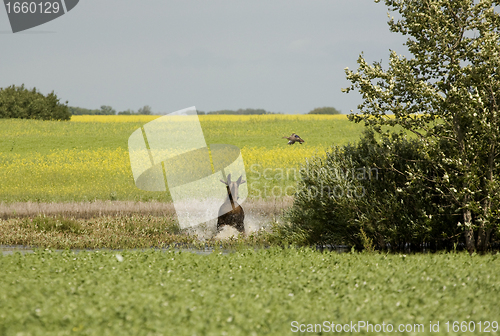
0,115 -> 366,203
1,248 -> 498,335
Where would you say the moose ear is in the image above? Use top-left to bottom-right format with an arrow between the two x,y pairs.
226,174 -> 232,184
236,176 -> 246,184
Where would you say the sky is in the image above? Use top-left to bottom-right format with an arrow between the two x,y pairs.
0,0 -> 409,115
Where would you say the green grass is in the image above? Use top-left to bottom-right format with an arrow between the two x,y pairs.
199,115 -> 365,149
0,119 -> 137,155
0,116 -> 362,155
0,248 -> 499,335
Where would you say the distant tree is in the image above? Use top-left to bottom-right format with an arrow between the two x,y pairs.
0,84 -> 70,121
118,109 -> 135,115
307,107 -> 341,115
207,108 -> 274,115
68,106 -> 101,115
99,105 -> 116,115
207,110 -> 235,115
137,105 -> 152,115
237,108 -> 268,115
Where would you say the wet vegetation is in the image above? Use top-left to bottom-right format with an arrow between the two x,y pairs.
0,214 -> 280,250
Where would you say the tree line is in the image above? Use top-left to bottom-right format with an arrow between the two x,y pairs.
0,86 -> 156,120
0,85 -> 342,118
199,107 -> 340,115
70,105 -> 153,115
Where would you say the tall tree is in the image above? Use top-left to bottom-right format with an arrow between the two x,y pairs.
343,0 -> 500,252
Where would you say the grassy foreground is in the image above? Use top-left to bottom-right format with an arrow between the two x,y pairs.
0,248 -> 499,335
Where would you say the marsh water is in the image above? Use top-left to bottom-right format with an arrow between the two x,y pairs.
0,244 -> 351,255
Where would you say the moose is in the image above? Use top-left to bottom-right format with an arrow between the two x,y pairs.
217,174 -> 246,233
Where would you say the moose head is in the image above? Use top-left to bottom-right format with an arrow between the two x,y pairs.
220,174 -> 246,201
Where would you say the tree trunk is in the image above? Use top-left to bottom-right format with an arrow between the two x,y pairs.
476,200 -> 488,252
463,208 -> 476,254
477,227 -> 487,252
485,228 -> 493,251
477,200 -> 490,252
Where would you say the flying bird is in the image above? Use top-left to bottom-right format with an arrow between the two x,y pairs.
282,133 -> 305,145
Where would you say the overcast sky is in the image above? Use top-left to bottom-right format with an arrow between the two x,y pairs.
0,0 -> 408,114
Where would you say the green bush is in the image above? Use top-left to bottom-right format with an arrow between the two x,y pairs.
0,84 -> 70,120
282,131 -> 462,251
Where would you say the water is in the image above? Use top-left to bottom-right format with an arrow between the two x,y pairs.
0,245 -> 222,256
0,244 -> 353,256
1,245 -> 35,255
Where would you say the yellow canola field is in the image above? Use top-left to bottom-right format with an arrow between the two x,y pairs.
1,115 -> 345,202
0,146 -> 324,202
71,114 -> 349,122
0,148 -> 133,201
71,115 -> 160,123
242,146 -> 326,172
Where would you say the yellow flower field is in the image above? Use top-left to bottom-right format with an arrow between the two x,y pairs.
0,146 -> 326,201
0,148 -> 134,201
70,114 -> 349,123
0,115 -> 362,202
71,115 -> 160,123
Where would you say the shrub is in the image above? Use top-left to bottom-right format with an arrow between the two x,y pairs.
0,84 -> 70,120
283,131 -> 462,251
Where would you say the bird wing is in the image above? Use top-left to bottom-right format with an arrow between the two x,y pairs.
294,134 -> 305,142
